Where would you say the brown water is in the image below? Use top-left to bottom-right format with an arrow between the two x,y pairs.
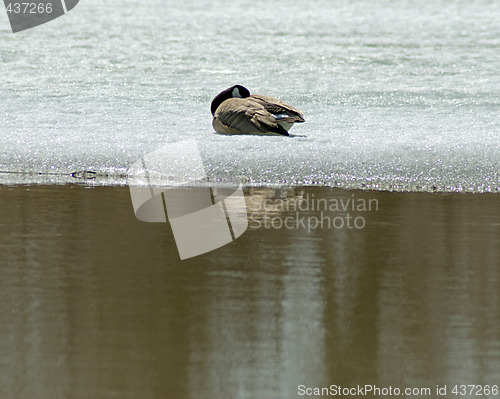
0,185 -> 499,399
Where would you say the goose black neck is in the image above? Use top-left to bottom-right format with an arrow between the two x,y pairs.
211,85 -> 250,115
211,89 -> 233,116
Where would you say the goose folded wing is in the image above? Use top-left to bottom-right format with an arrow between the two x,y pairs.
216,99 -> 288,135
249,94 -> 305,123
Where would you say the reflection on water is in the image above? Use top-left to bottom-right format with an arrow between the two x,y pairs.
0,185 -> 499,399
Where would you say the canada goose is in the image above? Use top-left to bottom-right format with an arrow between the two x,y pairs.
210,85 -> 305,136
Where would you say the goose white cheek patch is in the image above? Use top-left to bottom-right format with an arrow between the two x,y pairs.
4,0 -> 79,33
232,87 -> 242,98
128,139 -> 249,260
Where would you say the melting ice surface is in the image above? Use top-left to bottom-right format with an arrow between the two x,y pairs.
0,0 -> 499,192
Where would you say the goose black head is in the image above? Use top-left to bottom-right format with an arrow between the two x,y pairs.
210,85 -> 251,115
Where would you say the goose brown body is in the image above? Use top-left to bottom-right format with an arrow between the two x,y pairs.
211,85 -> 305,136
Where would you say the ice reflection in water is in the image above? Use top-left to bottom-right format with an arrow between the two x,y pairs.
0,185 -> 499,398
